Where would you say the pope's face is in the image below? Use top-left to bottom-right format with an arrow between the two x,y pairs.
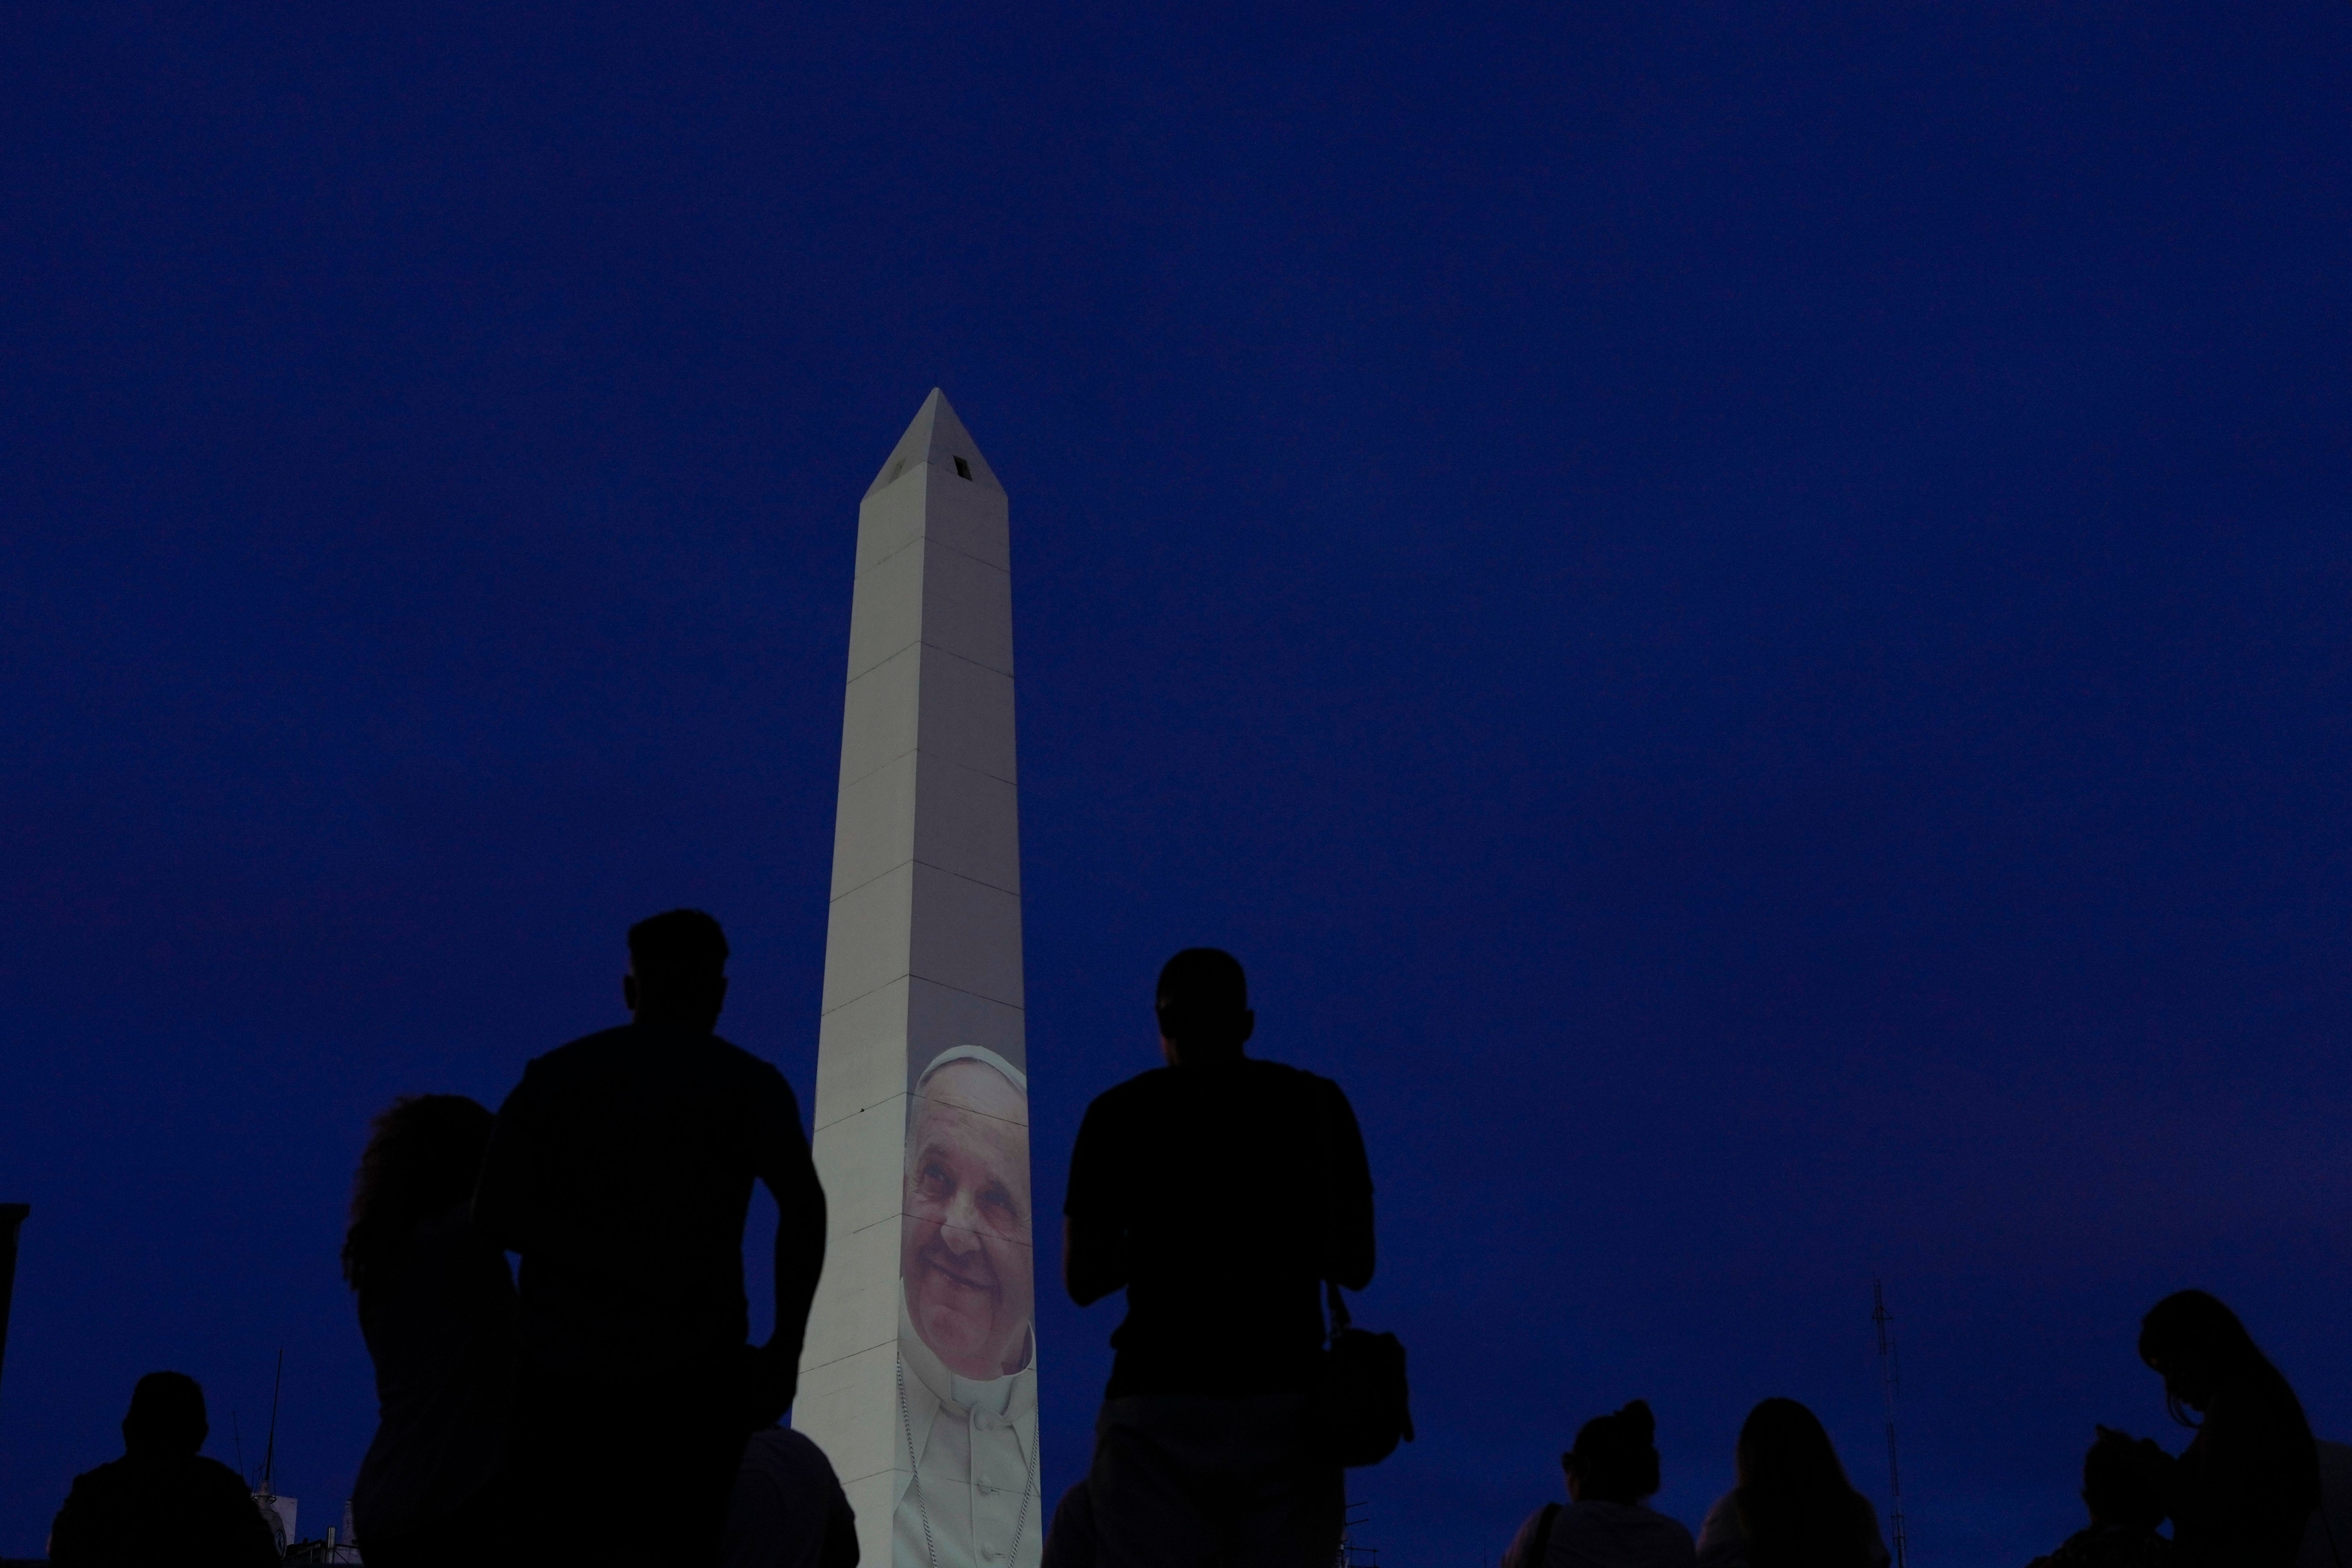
902,1060 -> 1034,1380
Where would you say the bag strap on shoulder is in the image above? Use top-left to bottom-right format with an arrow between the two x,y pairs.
1526,1501 -> 1562,1568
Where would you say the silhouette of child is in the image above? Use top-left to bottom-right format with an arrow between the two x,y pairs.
47,1372 -> 279,1568
2026,1427 -> 2176,1568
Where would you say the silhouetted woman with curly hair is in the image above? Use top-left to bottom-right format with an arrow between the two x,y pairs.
344,1094 -> 517,1567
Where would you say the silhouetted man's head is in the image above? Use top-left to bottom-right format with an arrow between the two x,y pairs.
624,909 -> 730,1033
1154,948 -> 1253,1065
122,1371 -> 207,1458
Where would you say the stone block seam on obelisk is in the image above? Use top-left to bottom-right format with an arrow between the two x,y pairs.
795,389 -> 1042,1568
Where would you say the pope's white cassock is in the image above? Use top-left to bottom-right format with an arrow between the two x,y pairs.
893,1287 -> 1042,1568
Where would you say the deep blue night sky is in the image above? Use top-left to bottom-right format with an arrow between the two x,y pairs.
3,3 -> 2349,1563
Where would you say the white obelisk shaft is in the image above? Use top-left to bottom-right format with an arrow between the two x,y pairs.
795,391 -> 1041,1568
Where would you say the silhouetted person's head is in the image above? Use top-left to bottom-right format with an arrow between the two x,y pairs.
625,909 -> 730,1033
121,1372 -> 207,1459
2138,1289 -> 2277,1421
1154,948 -> 1253,1065
1734,1398 -> 1873,1568
2081,1426 -> 2173,1532
1562,1399 -> 1661,1505
2140,1289 -> 2322,1527
343,1094 -> 496,1289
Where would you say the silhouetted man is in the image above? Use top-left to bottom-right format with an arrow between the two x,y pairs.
48,1371 -> 278,1568
476,909 -> 828,1568
1061,949 -> 1376,1568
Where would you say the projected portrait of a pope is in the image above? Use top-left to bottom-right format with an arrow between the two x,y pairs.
896,1045 -> 1041,1568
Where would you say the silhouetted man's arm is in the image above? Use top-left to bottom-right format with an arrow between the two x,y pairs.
762,1153 -> 826,1356
1063,1213 -> 1128,1307
752,1074 -> 825,1421
1062,1097 -> 1128,1305
46,1476 -> 92,1566
1325,1083 -> 1375,1292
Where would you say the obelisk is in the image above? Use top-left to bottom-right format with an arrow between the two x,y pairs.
795,391 -> 1042,1568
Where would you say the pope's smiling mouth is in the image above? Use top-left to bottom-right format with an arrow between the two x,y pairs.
921,1240 -> 997,1298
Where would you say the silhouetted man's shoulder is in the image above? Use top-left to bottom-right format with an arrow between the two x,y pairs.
1089,1056 -> 1340,1111
487,1022 -> 800,1213
1072,1056 -> 1360,1206
1076,1059 -> 1355,1183
2039,1526 -> 2176,1568
179,1452 -> 260,1508
1084,1062 -> 1173,1114
190,1453 -> 249,1485
1235,1057 -> 1344,1098
524,1021 -> 637,1075
51,1454 -> 275,1568
184,1454 -> 275,1561
523,1022 -> 786,1084
1068,1051 -> 1371,1398
505,1025 -> 801,1135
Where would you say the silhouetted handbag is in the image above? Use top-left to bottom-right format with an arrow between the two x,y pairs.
1309,1277 -> 1415,1467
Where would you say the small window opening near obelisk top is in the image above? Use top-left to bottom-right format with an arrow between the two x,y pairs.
954,456 -> 972,479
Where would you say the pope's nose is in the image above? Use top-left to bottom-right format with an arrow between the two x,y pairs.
940,1193 -> 985,1255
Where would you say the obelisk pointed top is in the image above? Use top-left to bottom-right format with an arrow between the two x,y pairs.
865,387 -> 1004,498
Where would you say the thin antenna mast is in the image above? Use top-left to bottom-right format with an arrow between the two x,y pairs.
1873,1281 -> 1910,1568
261,1348 -> 285,1496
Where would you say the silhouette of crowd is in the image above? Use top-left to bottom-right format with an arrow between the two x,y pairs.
38,917 -> 2349,1568
1491,1296 -> 2340,1568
